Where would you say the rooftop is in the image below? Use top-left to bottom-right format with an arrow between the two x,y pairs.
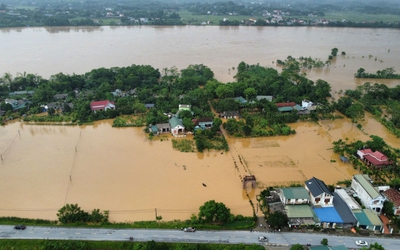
313,207 -> 343,223
353,209 -> 383,227
286,204 -> 314,218
333,192 -> 357,225
383,188 -> 400,207
281,187 -> 309,200
353,174 -> 380,199
334,189 -> 361,210
305,177 -> 331,197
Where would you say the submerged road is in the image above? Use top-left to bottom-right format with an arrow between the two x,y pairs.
1,226 -> 400,249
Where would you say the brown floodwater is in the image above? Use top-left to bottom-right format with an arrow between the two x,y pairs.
1,26 -> 400,222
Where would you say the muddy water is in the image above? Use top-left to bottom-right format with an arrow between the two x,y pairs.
1,26 -> 400,222
1,26 -> 399,90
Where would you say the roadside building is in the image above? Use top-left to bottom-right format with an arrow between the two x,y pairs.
351,174 -> 385,214
305,177 -> 334,207
279,187 -> 310,205
286,204 -> 318,228
353,209 -> 383,232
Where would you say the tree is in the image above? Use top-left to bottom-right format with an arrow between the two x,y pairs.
57,204 -> 90,224
366,242 -> 385,250
267,211 -> 288,229
345,102 -> 364,123
243,87 -> 257,101
290,244 -> 305,250
198,200 -> 233,224
321,238 -> 328,246
382,201 -> 394,218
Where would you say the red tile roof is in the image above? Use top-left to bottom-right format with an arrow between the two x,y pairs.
359,149 -> 389,166
383,188 -> 400,207
90,100 -> 114,111
275,102 -> 296,107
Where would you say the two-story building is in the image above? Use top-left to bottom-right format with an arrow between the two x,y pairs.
305,177 -> 333,207
351,174 -> 386,214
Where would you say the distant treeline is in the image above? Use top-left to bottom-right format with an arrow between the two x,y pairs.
0,0 -> 400,28
355,67 -> 400,79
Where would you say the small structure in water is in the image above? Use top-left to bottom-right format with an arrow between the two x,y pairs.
243,175 -> 256,189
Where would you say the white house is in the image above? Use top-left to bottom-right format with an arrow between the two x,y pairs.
169,116 -> 185,137
301,100 -> 318,111
305,177 -> 333,207
351,174 -> 386,214
279,187 -> 310,205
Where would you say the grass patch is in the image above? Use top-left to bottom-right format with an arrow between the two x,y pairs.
172,139 -> 195,152
177,10 -> 261,25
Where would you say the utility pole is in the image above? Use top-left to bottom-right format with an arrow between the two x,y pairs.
155,208 -> 157,219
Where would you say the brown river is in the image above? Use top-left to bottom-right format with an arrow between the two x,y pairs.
1,26 -> 400,222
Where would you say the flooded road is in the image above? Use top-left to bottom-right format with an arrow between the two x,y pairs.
1,26 -> 400,222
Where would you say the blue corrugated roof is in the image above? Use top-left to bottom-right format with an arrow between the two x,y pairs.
314,207 -> 343,223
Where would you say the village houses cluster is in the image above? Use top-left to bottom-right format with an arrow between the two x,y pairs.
269,171 -> 400,234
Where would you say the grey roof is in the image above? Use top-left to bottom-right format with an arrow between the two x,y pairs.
305,177 -> 332,197
145,103 -> 155,108
281,187 -> 309,200
256,95 -> 273,101
333,192 -> 357,225
156,123 -> 170,129
54,93 -> 68,99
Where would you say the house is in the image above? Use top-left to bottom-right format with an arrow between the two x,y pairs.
145,104 -> 155,109
156,123 -> 170,134
53,93 -> 68,100
351,174 -> 386,214
178,104 -> 191,111
233,96 -> 247,104
275,102 -> 296,112
169,116 -> 185,136
111,89 -> 124,97
9,90 -> 34,96
90,100 -> 115,112
286,205 -> 318,228
219,111 -> 240,119
334,188 -> 361,210
279,187 -> 310,205
383,188 -> 400,215
195,117 -> 214,129
305,177 -> 333,207
302,100 -> 319,111
332,191 -> 358,228
353,209 -> 383,231
256,95 -> 273,102
357,149 -> 390,167
5,98 -> 29,110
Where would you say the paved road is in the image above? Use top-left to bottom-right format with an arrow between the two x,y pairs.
1,226 -> 400,249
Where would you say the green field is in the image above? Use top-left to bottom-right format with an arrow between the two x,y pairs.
178,10 -> 400,25
177,10 -> 262,25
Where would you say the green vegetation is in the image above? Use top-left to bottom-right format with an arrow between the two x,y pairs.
0,239 -> 265,250
171,139 -> 195,152
321,238 -> 328,246
57,204 -> 109,224
112,115 -> 146,127
332,135 -> 400,185
355,67 -> 400,79
344,82 -> 400,137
